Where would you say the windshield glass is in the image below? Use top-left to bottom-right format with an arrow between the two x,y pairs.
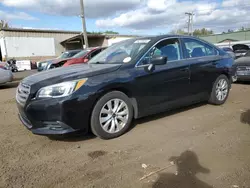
73,50 -> 90,58
57,51 -> 79,59
88,39 -> 150,64
57,52 -> 69,59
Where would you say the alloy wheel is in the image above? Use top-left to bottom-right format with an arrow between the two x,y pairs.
215,79 -> 228,101
99,99 -> 129,134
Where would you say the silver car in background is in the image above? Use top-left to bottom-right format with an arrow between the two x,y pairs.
0,66 -> 13,85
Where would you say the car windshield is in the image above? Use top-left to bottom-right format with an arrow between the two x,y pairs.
57,51 -> 79,59
88,39 -> 150,64
73,50 -> 90,58
57,52 -> 69,59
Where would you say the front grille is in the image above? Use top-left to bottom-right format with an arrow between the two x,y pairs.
16,83 -> 31,106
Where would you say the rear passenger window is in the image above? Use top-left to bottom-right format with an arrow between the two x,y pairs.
182,38 -> 218,58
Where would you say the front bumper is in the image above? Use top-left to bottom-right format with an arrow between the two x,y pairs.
18,113 -> 76,135
16,92 -> 95,135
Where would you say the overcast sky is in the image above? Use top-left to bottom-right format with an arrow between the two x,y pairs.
1,0 -> 250,35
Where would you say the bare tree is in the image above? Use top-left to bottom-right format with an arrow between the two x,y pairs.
0,20 -> 9,29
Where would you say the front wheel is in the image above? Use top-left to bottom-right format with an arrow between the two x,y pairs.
90,91 -> 133,139
209,75 -> 230,105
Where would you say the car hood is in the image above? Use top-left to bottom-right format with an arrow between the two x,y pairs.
234,57 -> 250,66
22,63 -> 122,89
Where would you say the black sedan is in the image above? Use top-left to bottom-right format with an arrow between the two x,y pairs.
232,50 -> 250,82
16,35 -> 234,139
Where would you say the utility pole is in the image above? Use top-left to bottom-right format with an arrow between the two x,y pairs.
185,12 -> 194,35
191,12 -> 194,36
79,0 -> 89,49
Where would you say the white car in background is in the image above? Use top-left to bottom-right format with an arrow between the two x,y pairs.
0,65 -> 13,85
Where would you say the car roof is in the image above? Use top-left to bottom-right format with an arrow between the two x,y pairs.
123,35 -> 213,46
134,34 -> 198,40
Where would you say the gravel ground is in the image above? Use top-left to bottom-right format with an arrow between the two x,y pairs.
0,71 -> 250,188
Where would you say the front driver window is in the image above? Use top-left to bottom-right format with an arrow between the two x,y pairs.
139,38 -> 182,66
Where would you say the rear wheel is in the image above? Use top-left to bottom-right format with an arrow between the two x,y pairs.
209,75 -> 230,105
90,91 -> 133,139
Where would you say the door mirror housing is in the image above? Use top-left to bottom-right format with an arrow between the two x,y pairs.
145,56 -> 167,72
151,56 -> 167,65
83,58 -> 89,63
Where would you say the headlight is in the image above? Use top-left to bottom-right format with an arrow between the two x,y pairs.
36,79 -> 87,98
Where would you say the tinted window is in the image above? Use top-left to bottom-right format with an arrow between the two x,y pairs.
183,38 -> 218,58
138,38 -> 182,66
73,50 -> 90,58
68,51 -> 80,57
153,38 -> 181,61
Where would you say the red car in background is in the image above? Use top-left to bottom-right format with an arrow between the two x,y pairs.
46,47 -> 106,70
63,47 -> 106,67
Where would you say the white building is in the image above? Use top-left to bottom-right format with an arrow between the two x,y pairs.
0,28 -> 138,62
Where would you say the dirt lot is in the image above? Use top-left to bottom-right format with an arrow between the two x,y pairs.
1,71 -> 250,188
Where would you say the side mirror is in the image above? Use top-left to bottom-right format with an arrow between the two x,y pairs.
145,56 -> 167,72
83,58 -> 89,63
151,56 -> 167,65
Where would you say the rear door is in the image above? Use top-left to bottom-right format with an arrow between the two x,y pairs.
181,38 -> 222,98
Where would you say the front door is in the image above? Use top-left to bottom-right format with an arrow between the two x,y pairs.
134,38 -> 191,116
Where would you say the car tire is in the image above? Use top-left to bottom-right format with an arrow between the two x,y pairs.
209,75 -> 230,105
90,91 -> 133,139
